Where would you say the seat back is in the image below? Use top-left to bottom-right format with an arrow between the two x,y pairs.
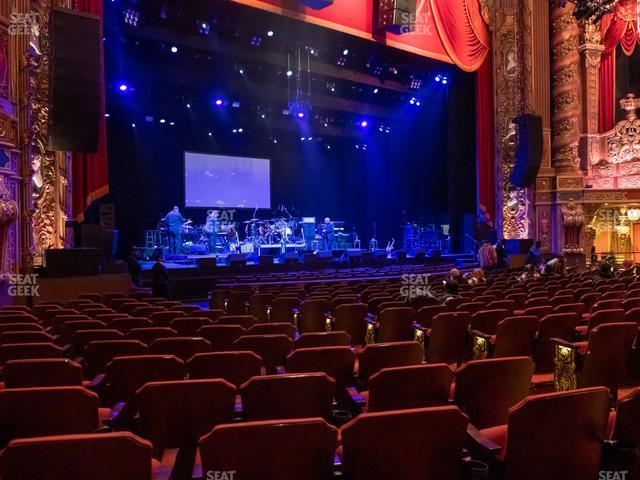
358,341 -> 424,381
137,379 -> 235,451
470,309 -> 510,336
105,355 -> 185,402
611,387 -> 640,446
127,327 -> 177,345
248,293 -> 273,323
148,337 -> 211,362
414,305 -> 448,329
187,351 -> 262,387
579,322 -> 638,393
247,322 -> 297,340
84,340 -> 148,377
588,308 -> 626,333
233,334 -> 293,374
227,291 -> 251,315
376,307 -> 415,343
169,317 -> 213,336
111,317 -> 153,334
240,373 -> 334,421
295,331 -> 351,349
454,357 -> 534,429
533,313 -> 579,372
503,387 -> 611,480
0,342 -> 62,365
333,303 -> 368,346
217,315 -> 259,330
0,331 -> 52,345
148,310 -> 185,327
367,364 -> 452,412
2,359 -> 83,388
197,325 -> 247,351
286,346 -> 356,394
0,432 -> 153,480
426,312 -> 470,364
493,316 -> 539,358
299,299 -> 331,333
72,329 -> 124,351
270,297 -> 301,324
0,387 -> 99,445
341,406 -> 467,480
199,418 -> 337,480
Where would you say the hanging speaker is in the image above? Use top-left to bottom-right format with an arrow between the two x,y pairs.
48,7 -> 102,152
378,0 -> 417,34
510,113 -> 543,188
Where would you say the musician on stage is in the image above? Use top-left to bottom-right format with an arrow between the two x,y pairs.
322,217 -> 335,250
203,209 -> 219,253
164,206 -> 185,255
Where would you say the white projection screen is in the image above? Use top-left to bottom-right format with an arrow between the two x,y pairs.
184,152 -> 271,209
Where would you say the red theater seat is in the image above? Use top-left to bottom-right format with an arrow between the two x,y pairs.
333,303 -> 368,346
0,387 -> 100,446
298,299 -> 332,333
0,432 -> 153,480
2,359 -> 83,388
128,327 -> 178,345
233,334 -> 293,374
84,340 -> 149,377
424,312 -> 469,365
187,351 -> 262,387
199,418 -> 337,480
197,325 -> 247,351
169,317 -> 213,336
149,337 -> 212,362
341,406 -> 468,480
0,343 -> 62,366
358,341 -> 424,382
247,322 -> 297,340
239,373 -> 334,421
295,331 -> 351,349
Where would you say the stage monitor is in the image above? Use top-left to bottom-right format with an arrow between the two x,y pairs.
184,152 -> 271,209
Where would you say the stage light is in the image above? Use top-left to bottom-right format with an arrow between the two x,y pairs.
300,137 -> 305,141
104,113 -> 110,118
442,76 -> 448,85
208,132 -> 212,137
123,8 -> 140,26
261,114 -> 266,119
327,82 -> 336,92
215,98 -> 223,106
199,22 -> 210,35
267,30 -> 274,37
336,57 -> 346,67
131,123 -> 136,128
233,129 -> 238,133
239,128 -> 244,133
169,122 -> 175,126
273,139 -> 278,144
170,45 -> 178,53
160,119 -> 166,124
297,112 -> 305,118
250,35 -> 263,47
373,88 -> 379,94
186,103 -> 191,109
343,49 -> 349,55
359,120 -> 368,127
118,83 -> 128,92
410,77 -> 422,90
286,70 -> 293,77
416,101 -> 421,106
239,68 -> 244,75
435,75 -> 442,82
232,101 -> 241,108
409,98 -> 415,105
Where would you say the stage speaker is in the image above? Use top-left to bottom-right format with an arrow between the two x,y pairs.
196,257 -> 217,273
228,254 -> 247,268
258,255 -> 274,266
510,114 -> 543,188
298,0 -> 333,8
412,248 -> 426,259
429,249 -> 442,259
378,0 -> 417,34
390,250 -> 407,261
280,252 -> 299,265
44,248 -> 101,277
80,224 -> 118,260
49,7 -> 102,152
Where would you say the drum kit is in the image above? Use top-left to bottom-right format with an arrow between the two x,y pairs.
244,217 -> 301,245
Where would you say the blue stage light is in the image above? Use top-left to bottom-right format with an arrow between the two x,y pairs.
343,49 -> 349,55
435,75 -> 442,82
215,99 -> 223,106
359,120 -> 368,127
267,30 -> 274,37
286,70 -> 293,77
199,22 -> 210,35
131,123 -> 136,128
160,119 -> 166,124
208,132 -> 212,137
186,103 -> 191,109
442,76 -> 448,85
297,112 -> 305,118
409,98 -> 416,105
119,84 -> 128,92
170,46 -> 178,53
373,88 -> 379,94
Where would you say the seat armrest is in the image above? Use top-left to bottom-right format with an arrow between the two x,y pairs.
470,330 -> 492,360
325,312 -> 334,331
346,386 -> 366,407
550,337 -> 577,349
61,343 -> 74,358
275,366 -> 286,375
466,424 -> 502,457
86,373 -> 106,394
470,329 -> 492,340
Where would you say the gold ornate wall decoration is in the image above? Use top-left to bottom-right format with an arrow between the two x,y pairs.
551,2 -> 582,173
26,0 -> 71,266
0,176 -> 18,281
538,205 -> 553,251
561,199 -> 585,253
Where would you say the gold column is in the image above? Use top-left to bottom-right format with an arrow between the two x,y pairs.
550,1 -> 582,174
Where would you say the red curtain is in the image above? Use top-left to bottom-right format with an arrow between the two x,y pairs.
429,0 -> 490,72
598,0 -> 639,132
476,56 -> 495,224
72,0 -> 109,221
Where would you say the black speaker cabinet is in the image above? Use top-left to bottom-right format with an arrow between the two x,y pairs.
378,0 -> 417,34
45,248 -> 101,277
228,254 -> 247,267
196,257 -> 217,273
505,239 -> 534,255
49,7 -> 102,152
510,114 -> 543,188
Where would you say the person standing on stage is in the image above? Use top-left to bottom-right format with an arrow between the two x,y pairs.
204,210 -> 219,253
322,217 -> 335,250
151,255 -> 172,299
164,206 -> 185,255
